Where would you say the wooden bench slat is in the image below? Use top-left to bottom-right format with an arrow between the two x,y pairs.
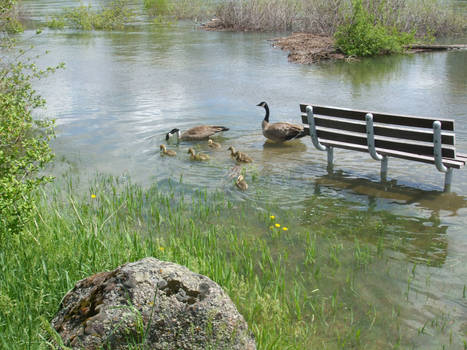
300,104 -> 454,131
303,126 -> 456,158
317,139 -> 465,169
301,114 -> 455,145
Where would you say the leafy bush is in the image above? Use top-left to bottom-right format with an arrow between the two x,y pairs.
334,0 -> 414,56
0,56 -> 60,235
0,0 -> 23,33
47,0 -> 135,31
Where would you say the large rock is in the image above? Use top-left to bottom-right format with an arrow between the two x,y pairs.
52,257 -> 256,350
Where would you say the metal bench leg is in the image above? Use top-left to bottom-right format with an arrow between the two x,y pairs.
327,147 -> 334,173
433,121 -> 453,192
381,156 -> 388,182
307,105 -> 334,173
366,113 -> 388,182
444,168 -> 453,192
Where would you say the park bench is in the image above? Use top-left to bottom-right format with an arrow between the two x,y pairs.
300,104 -> 467,191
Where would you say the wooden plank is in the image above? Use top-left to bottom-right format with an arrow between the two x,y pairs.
300,104 -> 454,131
314,128 -> 456,158
302,114 -> 455,145
316,139 -> 465,169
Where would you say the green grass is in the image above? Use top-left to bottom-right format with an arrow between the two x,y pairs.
0,174 -> 465,348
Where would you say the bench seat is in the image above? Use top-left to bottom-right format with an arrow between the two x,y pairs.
301,104 -> 466,191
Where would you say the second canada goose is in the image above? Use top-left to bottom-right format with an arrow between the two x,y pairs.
256,101 -> 306,143
228,146 -> 252,163
160,144 -> 176,156
235,175 -> 248,191
166,125 -> 229,142
188,147 -> 210,161
208,139 -> 221,149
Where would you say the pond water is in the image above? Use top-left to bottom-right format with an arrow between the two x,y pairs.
18,0 -> 467,348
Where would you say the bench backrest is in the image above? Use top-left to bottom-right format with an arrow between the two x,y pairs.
300,104 -> 457,159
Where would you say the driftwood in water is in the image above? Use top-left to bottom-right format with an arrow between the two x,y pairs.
405,44 -> 467,51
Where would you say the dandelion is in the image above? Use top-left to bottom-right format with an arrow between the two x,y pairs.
269,225 -> 274,230
275,223 -> 280,228
270,215 -> 275,220
283,227 -> 288,231
159,246 -> 164,251
91,194 -> 96,199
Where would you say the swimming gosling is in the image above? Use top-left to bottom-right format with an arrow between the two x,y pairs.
166,125 -> 229,141
160,144 -> 176,156
188,147 -> 210,161
257,101 -> 306,143
208,139 -> 221,149
235,175 -> 248,191
228,146 -> 252,163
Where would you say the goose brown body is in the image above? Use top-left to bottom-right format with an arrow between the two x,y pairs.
257,102 -> 306,143
166,125 -> 229,141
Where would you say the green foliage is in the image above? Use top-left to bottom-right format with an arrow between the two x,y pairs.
144,0 -> 215,21
47,0 -> 135,31
334,0 -> 414,57
0,56 -> 60,235
0,0 -> 23,33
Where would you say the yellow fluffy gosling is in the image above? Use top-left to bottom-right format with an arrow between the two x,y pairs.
160,144 -> 176,156
228,146 -> 252,163
188,147 -> 210,161
208,139 -> 221,149
236,175 -> 248,191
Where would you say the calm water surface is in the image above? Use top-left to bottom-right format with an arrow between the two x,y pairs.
18,0 -> 467,348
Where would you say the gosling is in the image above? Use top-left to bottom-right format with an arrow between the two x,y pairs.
235,175 -> 248,191
188,147 -> 210,161
208,139 -> 221,149
160,144 -> 176,156
228,146 -> 252,163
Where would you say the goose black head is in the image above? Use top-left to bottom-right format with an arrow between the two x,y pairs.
256,102 -> 270,122
256,101 -> 268,108
166,128 -> 180,141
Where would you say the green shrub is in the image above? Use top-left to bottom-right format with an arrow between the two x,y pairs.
334,0 -> 414,57
0,0 -> 23,33
46,0 -> 135,31
0,59 -> 60,236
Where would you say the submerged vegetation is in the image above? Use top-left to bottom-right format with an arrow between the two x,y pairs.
1,175 -> 464,348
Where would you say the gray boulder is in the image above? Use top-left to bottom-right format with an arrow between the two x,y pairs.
52,257 -> 256,350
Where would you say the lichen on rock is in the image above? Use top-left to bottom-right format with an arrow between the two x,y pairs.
51,257 -> 256,350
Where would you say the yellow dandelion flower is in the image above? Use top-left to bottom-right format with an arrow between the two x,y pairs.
91,194 -> 96,199
270,215 -> 275,220
269,225 -> 274,230
283,227 -> 288,231
159,246 -> 164,251
275,223 -> 280,228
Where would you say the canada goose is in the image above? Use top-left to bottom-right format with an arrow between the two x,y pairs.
208,139 -> 221,149
188,147 -> 210,161
160,144 -> 176,156
256,102 -> 306,142
228,146 -> 253,163
235,175 -> 248,191
166,125 -> 229,142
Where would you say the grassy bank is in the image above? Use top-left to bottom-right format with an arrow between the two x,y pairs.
1,174 -> 464,348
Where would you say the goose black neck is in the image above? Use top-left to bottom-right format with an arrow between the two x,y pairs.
263,103 -> 270,122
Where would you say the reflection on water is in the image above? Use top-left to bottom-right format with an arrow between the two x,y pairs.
17,0 -> 467,347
